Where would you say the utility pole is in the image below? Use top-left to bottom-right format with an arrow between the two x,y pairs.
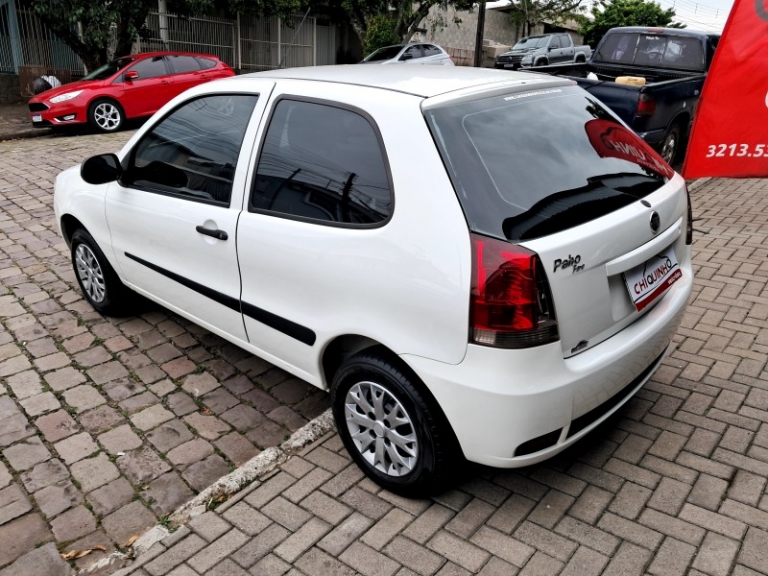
473,0 -> 487,67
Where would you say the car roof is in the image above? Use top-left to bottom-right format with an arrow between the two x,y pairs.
238,65 -> 568,98
119,51 -> 221,60
604,27 -> 718,38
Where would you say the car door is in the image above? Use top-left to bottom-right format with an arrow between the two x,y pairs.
166,55 -> 205,94
237,96 -> 394,375
104,87 -> 274,341
400,45 -> 425,64
116,56 -> 176,117
560,34 -> 575,62
421,44 -> 449,65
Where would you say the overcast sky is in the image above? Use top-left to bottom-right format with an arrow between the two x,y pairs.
583,0 -> 733,32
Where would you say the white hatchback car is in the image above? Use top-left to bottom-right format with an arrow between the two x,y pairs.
55,66 -> 692,495
361,42 -> 454,66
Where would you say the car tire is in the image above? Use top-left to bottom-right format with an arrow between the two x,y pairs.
88,98 -> 124,133
660,123 -> 681,165
71,228 -> 135,316
331,347 -> 459,496
535,57 -> 549,66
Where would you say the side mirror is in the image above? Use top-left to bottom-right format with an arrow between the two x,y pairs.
81,154 -> 122,185
549,46 -> 556,51
125,70 -> 139,80
400,53 -> 413,61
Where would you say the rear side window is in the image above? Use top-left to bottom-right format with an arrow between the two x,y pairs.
168,55 -> 201,73
251,99 -> 392,225
423,45 -> 442,56
424,86 -> 673,242
196,57 -> 217,70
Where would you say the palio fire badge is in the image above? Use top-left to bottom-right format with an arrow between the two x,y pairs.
553,254 -> 584,274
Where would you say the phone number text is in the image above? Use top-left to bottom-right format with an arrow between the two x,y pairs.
706,144 -> 768,158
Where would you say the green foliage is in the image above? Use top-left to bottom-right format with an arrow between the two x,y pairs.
363,14 -> 400,54
506,0 -> 587,37
579,0 -> 684,47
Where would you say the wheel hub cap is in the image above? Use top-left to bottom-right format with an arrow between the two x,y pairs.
344,381 -> 418,477
94,104 -> 120,130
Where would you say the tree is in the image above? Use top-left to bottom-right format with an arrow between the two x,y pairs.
332,0 -> 475,52
30,0 -> 300,72
578,0 -> 684,47
506,0 -> 587,38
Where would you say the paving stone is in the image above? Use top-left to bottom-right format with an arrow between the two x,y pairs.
148,378 -> 176,397
142,472 -> 195,517
184,412 -> 231,440
102,501 -> 157,547
20,459 -> 68,493
0,463 -> 10,490
145,534 -> 207,576
232,522 -> 291,567
0,484 -> 32,525
6,370 -> 42,399
167,438 -> 215,469
167,392 -> 198,417
63,385 -> 106,413
189,528 -> 249,572
70,453 -> 121,493
189,511 -> 232,542
214,431 -> 259,466
339,541 -> 400,576
202,388 -> 238,414
739,527 -> 768,574
103,378 -> 145,402
162,357 -> 196,379
86,477 -> 134,516
79,405 -> 125,434
131,404 -> 175,431
98,424 -> 142,453
35,480 -> 82,519
147,419 -> 194,453
247,419 -> 288,448
4,435 -> 51,471
87,361 -> 129,385
19,391 -> 60,416
36,410 -> 79,443
54,431 -> 98,464
0,512 -> 53,568
0,542 -> 69,576
182,454 -> 231,491
117,446 -> 171,484
122,392 -> 161,416
691,532 -> 739,576
50,505 -> 96,542
43,366 -> 85,391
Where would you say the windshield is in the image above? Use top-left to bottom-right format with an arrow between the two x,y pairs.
82,57 -> 135,81
513,36 -> 549,49
424,86 -> 672,242
364,45 -> 404,62
595,32 -> 705,70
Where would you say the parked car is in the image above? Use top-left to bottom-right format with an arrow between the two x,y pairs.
55,66 -> 692,495
360,42 -> 454,66
495,33 -> 592,69
28,51 -> 234,132
522,27 -> 720,164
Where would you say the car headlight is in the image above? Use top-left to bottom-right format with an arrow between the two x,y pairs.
521,55 -> 533,62
50,90 -> 83,104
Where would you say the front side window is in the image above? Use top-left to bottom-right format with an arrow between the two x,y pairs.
88,57 -> 135,81
251,99 -> 392,225
125,95 -> 259,205
550,37 -> 560,49
127,56 -> 169,80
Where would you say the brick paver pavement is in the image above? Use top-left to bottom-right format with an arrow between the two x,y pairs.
0,132 -> 329,575
119,176 -> 768,576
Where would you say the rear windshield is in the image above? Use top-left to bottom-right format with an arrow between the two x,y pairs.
364,46 -> 403,62
595,32 -> 705,71
424,86 -> 673,242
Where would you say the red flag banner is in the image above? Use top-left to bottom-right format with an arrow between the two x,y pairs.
681,0 -> 768,179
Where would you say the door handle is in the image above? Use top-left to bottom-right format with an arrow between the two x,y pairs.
196,226 -> 228,240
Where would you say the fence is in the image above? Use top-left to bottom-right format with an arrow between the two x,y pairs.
141,11 -> 335,72
0,0 -> 83,76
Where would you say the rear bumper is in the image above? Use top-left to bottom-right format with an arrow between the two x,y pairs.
401,249 -> 692,468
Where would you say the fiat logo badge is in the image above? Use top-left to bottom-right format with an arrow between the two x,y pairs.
650,211 -> 660,233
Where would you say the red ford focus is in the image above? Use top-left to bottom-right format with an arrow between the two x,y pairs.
28,51 -> 234,132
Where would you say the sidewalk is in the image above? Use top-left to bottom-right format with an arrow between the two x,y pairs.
0,101 -> 50,140
115,177 -> 768,576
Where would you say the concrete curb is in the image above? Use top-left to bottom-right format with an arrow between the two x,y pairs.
0,127 -> 52,141
83,408 -> 336,576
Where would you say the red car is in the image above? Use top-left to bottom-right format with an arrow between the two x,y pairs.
28,52 -> 234,132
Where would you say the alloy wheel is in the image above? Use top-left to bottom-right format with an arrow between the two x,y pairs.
75,244 -> 106,303
93,103 -> 121,131
344,381 -> 418,477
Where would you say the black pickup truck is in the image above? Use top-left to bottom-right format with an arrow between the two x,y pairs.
523,27 -> 720,164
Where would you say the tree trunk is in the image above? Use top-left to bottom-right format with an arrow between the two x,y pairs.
78,48 -> 108,73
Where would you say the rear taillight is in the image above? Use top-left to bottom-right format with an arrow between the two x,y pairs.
470,233 -> 558,349
686,185 -> 693,245
636,94 -> 656,116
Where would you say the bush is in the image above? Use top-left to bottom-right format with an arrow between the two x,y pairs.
363,14 -> 401,56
